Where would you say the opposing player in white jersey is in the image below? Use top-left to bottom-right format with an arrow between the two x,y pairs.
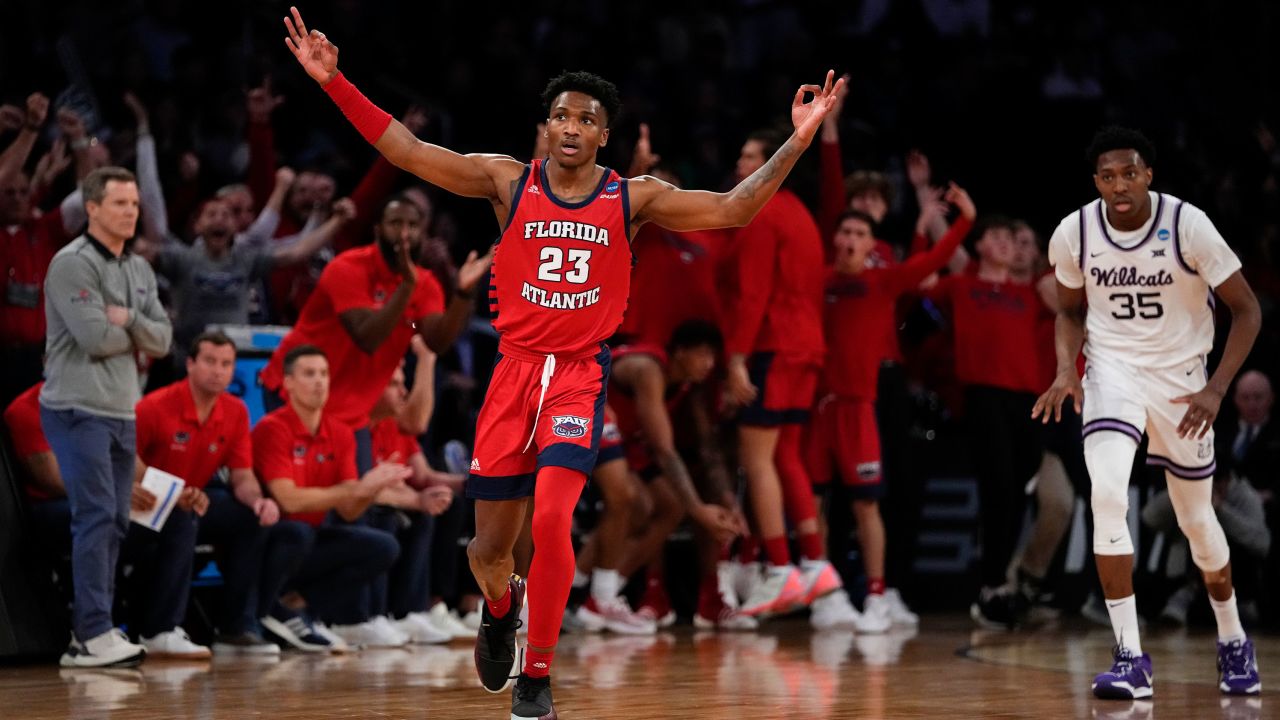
1034,127 -> 1263,699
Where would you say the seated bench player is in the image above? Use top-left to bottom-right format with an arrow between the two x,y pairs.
253,345 -> 412,646
4,381 -> 74,573
130,331 -> 283,657
359,362 -> 459,646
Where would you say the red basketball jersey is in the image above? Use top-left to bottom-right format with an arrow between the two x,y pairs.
490,159 -> 632,357
608,344 -> 692,441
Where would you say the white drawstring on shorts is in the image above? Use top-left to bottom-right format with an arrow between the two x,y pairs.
523,353 -> 557,452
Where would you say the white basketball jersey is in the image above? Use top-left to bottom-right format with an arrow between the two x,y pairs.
1049,191 -> 1241,368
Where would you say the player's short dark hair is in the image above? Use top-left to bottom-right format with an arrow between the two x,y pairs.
1086,126 -> 1157,170
969,214 -> 1015,251
188,330 -> 236,361
844,170 -> 894,208
83,166 -> 137,205
746,128 -> 787,161
283,344 -> 326,376
379,193 -> 425,222
667,320 -> 723,355
543,71 -> 622,127
836,209 -> 878,235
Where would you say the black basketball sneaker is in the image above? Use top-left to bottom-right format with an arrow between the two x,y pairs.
475,574 -> 526,693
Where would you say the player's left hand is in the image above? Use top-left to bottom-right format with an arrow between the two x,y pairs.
178,486 -> 210,517
456,246 -> 494,295
791,70 -> 847,144
253,497 -> 280,526
1171,387 -> 1223,439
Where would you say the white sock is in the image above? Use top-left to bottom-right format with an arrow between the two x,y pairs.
591,568 -> 621,602
572,567 -> 589,589
1210,591 -> 1246,643
1104,595 -> 1143,653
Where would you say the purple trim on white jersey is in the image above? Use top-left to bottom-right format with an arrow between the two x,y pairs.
1082,417 -> 1143,443
1078,206 -> 1088,270
1171,200 -> 1197,275
1145,453 -> 1216,480
1098,193 -> 1165,252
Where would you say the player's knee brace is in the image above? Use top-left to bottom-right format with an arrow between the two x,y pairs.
1167,478 -> 1230,571
1085,434 -> 1137,556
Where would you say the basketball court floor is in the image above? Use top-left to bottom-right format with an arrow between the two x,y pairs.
2,616 -> 1270,719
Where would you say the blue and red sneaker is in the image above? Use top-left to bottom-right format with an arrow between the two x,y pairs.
1093,647 -> 1154,699
1218,638 -> 1262,696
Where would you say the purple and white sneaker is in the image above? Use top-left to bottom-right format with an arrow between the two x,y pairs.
1218,638 -> 1261,696
1093,647 -> 1154,699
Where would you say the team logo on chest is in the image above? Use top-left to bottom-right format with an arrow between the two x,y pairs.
552,415 -> 590,439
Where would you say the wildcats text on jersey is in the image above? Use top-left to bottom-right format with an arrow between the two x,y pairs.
1090,266 -> 1175,288
521,282 -> 602,310
523,221 -> 611,246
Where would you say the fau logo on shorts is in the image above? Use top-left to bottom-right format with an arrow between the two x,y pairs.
552,415 -> 590,439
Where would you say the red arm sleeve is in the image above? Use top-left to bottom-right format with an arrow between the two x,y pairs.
887,216 -> 974,294
247,120 -> 277,211
333,158 -> 400,252
252,417 -> 295,484
909,230 -> 930,258
818,138 -> 845,258
725,218 -> 780,357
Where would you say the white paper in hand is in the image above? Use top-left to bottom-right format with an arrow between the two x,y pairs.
129,467 -> 185,532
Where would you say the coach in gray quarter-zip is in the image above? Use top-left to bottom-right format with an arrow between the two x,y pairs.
39,166 -> 172,668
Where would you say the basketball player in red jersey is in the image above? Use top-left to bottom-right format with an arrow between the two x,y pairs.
285,8 -> 844,718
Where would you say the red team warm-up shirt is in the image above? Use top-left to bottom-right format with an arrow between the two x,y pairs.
823,217 -> 973,400
724,189 -> 825,361
260,244 -> 445,429
3,382 -> 55,501
929,272 -> 1048,394
252,405 -> 359,527
135,381 -> 254,489
619,225 -> 726,347
489,159 -> 633,357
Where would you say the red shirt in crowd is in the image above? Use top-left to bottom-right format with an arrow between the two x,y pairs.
620,225 -> 726,347
929,271 -> 1048,394
1,208 -> 70,346
252,404 -> 358,527
260,245 -> 445,429
370,416 -> 420,465
3,382 -> 55,501
135,380 -> 253,490
823,217 -> 973,400
724,189 -> 825,362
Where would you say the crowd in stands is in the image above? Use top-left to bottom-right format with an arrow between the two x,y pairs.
1,1 -> 1278,667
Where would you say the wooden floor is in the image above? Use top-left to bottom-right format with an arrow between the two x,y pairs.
1,616 -> 1271,719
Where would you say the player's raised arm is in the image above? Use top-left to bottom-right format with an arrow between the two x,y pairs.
283,6 -> 521,201
629,71 -> 846,232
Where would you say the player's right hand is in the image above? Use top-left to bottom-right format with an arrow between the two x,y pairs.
131,485 -> 158,513
283,6 -> 339,85
724,360 -> 757,408
1031,370 -> 1083,424
692,503 -> 741,544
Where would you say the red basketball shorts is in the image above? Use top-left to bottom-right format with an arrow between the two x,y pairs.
739,352 -> 820,426
806,395 -> 884,499
466,344 -> 610,500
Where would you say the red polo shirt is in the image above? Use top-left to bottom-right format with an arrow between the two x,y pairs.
252,404 -> 358,527
1,209 -> 69,346
135,381 -> 253,490
929,273 -> 1048,394
370,417 -> 420,465
3,382 -> 55,501
260,245 -> 445,430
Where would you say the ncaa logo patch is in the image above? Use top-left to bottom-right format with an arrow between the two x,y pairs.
605,181 -> 619,193
552,415 -> 590,439
1157,228 -> 1171,242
